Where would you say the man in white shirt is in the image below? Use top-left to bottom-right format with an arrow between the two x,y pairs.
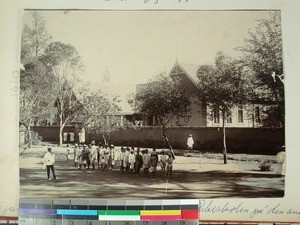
187,134 -> 194,150
43,148 -> 56,180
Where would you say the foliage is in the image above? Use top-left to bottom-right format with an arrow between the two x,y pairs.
21,11 -> 52,65
41,41 -> 85,146
79,89 -> 133,145
259,160 -> 272,171
20,12 -> 55,147
136,73 -> 192,150
237,12 -> 284,126
197,52 -> 252,114
197,52 -> 253,164
136,73 -> 192,127
20,60 -> 57,127
31,131 -> 43,145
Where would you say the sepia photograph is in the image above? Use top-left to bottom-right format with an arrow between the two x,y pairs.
19,10 -> 285,199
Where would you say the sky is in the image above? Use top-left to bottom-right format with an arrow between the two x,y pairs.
23,10 -> 278,85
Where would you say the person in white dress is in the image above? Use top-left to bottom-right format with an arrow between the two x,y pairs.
187,134 -> 194,150
276,146 -> 286,175
129,150 -> 136,173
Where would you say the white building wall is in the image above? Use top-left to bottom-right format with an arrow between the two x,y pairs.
206,105 -> 261,128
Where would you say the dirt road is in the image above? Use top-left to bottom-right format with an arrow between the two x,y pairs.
19,145 -> 284,199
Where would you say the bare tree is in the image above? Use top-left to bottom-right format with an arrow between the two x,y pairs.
42,41 -> 85,146
20,11 -> 54,147
79,90 -> 132,145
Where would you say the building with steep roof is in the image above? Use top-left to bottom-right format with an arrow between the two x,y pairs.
137,61 -> 264,128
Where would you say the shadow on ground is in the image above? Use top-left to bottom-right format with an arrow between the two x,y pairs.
20,155 -> 284,199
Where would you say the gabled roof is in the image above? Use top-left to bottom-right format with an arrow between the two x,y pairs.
169,61 -> 200,89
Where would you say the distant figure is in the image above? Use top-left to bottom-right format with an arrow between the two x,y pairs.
80,145 -> 89,170
109,144 -> 116,170
276,146 -> 286,175
43,148 -> 56,180
187,134 -> 194,150
120,147 -> 126,173
90,141 -> 97,169
142,149 -> 151,175
135,148 -> 143,174
74,143 -> 79,168
149,148 -> 158,178
129,150 -> 136,173
66,144 -> 70,161
160,150 -> 167,171
165,151 -> 174,179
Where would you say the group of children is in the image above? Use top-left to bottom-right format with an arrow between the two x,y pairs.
66,142 -> 175,178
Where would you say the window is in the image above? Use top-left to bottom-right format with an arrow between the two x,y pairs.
238,106 -> 243,123
213,108 -> 220,124
226,110 -> 232,124
255,106 -> 261,123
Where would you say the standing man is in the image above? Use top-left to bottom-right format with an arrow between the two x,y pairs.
187,134 -> 194,150
90,141 -> 97,169
149,147 -> 158,178
74,143 -> 79,168
135,148 -> 143,175
109,144 -> 116,170
43,147 -> 56,180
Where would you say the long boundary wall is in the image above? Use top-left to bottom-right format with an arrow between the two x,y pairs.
31,126 -> 284,155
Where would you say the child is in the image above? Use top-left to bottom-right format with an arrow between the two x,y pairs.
103,146 -> 110,171
90,141 -> 97,169
65,144 -> 71,162
124,147 -> 131,173
120,147 -> 125,173
142,149 -> 150,175
129,150 -> 136,173
160,150 -> 167,172
165,151 -> 174,179
149,148 -> 158,178
80,145 -> 89,170
74,143 -> 79,168
135,148 -> 143,174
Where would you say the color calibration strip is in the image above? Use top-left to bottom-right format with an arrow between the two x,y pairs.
0,216 -> 18,225
19,209 -> 198,221
19,199 -> 199,225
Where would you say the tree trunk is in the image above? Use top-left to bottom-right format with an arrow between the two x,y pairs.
27,125 -> 32,148
59,113 -> 63,146
222,111 -> 227,164
162,124 -> 175,159
102,134 -> 107,146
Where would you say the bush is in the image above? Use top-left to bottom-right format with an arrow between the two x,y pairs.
31,131 -> 43,145
259,160 -> 272,171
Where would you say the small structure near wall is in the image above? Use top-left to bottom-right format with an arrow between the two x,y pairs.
19,124 -> 27,146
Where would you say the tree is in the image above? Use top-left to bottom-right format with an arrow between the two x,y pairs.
237,12 -> 284,127
42,41 -> 85,146
136,73 -> 192,151
79,90 -> 132,145
20,11 -> 54,147
21,11 -> 51,64
197,52 -> 252,164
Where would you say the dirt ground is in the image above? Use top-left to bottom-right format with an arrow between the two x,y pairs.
19,144 -> 285,199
